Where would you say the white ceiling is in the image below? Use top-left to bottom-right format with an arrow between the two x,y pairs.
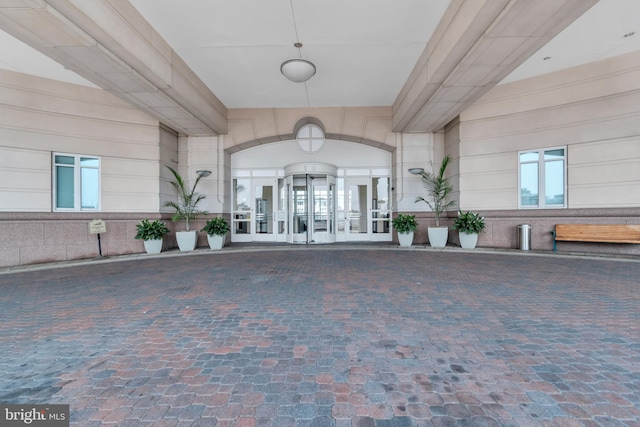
0,0 -> 638,110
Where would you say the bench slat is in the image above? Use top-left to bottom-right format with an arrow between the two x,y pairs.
554,224 -> 640,245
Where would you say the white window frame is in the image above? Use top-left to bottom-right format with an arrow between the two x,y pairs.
518,146 -> 567,209
53,153 -> 101,212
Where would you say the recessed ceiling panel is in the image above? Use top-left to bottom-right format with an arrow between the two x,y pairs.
128,0 -> 450,108
500,0 -> 640,84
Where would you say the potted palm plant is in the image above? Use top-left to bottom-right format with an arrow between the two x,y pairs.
415,155 -> 456,248
452,210 -> 485,249
392,213 -> 418,247
201,217 -> 229,250
134,219 -> 170,254
164,166 -> 208,252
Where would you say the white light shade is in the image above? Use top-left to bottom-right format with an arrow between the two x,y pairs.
281,59 -> 316,83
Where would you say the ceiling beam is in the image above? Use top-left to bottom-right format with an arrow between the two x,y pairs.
0,0 -> 227,135
392,0 -> 599,133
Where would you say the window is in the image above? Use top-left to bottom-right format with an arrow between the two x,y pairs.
53,153 -> 100,211
296,124 -> 325,153
519,147 -> 566,208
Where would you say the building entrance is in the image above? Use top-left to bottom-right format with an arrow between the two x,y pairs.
286,163 -> 336,244
230,136 -> 393,245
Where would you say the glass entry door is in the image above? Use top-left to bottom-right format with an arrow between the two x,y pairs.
287,174 -> 336,244
232,178 -> 275,242
310,175 -> 335,243
345,177 -> 370,241
253,180 -> 275,241
290,176 -> 309,244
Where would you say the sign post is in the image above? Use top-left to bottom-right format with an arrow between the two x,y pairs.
89,219 -> 107,258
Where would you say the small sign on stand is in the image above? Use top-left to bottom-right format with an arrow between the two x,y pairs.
89,219 -> 107,258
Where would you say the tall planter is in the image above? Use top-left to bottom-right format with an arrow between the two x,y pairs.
428,227 -> 448,248
164,166 -> 209,252
415,156 -> 456,228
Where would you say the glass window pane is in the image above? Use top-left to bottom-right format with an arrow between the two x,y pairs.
81,167 -> 99,209
297,139 -> 310,152
297,125 -> 311,139
310,139 -> 324,152
520,162 -> 538,206
310,125 -> 323,138
520,152 -> 539,162
56,166 -> 74,209
372,218 -> 390,234
278,179 -> 285,211
314,185 -> 327,232
80,157 -> 99,167
372,177 -> 389,207
337,178 -> 345,232
544,149 -> 564,160
234,179 -> 251,211
255,185 -> 273,234
234,215 -> 251,234
292,185 -> 307,234
349,184 -> 367,233
545,160 -> 565,205
55,155 -> 74,165
328,183 -> 334,234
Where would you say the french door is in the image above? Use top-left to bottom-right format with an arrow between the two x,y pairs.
232,178 -> 275,242
345,177 -> 370,241
336,176 -> 391,242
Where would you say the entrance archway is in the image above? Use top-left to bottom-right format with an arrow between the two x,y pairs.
229,119 -> 393,245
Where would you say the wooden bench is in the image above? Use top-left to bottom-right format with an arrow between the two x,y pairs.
551,224 -> 640,252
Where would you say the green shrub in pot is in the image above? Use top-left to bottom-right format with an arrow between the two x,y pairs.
392,213 -> 418,234
452,210 -> 485,234
452,210 -> 485,249
392,213 -> 418,247
134,219 -> 170,241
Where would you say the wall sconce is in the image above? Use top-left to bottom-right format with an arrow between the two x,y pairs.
408,168 -> 424,175
196,170 -> 211,177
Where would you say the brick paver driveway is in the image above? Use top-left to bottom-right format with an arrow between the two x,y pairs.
1,248 -> 639,426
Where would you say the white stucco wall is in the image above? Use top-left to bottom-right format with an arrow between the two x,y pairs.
457,50 -> 640,210
0,69 -> 166,213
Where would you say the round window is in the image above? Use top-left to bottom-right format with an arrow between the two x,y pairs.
296,124 -> 325,153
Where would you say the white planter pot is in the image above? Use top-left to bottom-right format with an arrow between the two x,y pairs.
428,227 -> 449,248
207,233 -> 225,250
176,230 -> 197,252
143,238 -> 163,254
459,231 -> 479,249
397,231 -> 414,247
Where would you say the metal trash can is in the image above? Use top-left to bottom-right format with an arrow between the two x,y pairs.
517,224 -> 531,250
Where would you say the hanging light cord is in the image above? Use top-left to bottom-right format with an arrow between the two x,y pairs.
289,0 -> 301,45
288,0 -> 311,106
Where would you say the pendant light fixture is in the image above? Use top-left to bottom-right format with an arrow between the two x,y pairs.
281,1 -> 316,83
281,42 -> 316,83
